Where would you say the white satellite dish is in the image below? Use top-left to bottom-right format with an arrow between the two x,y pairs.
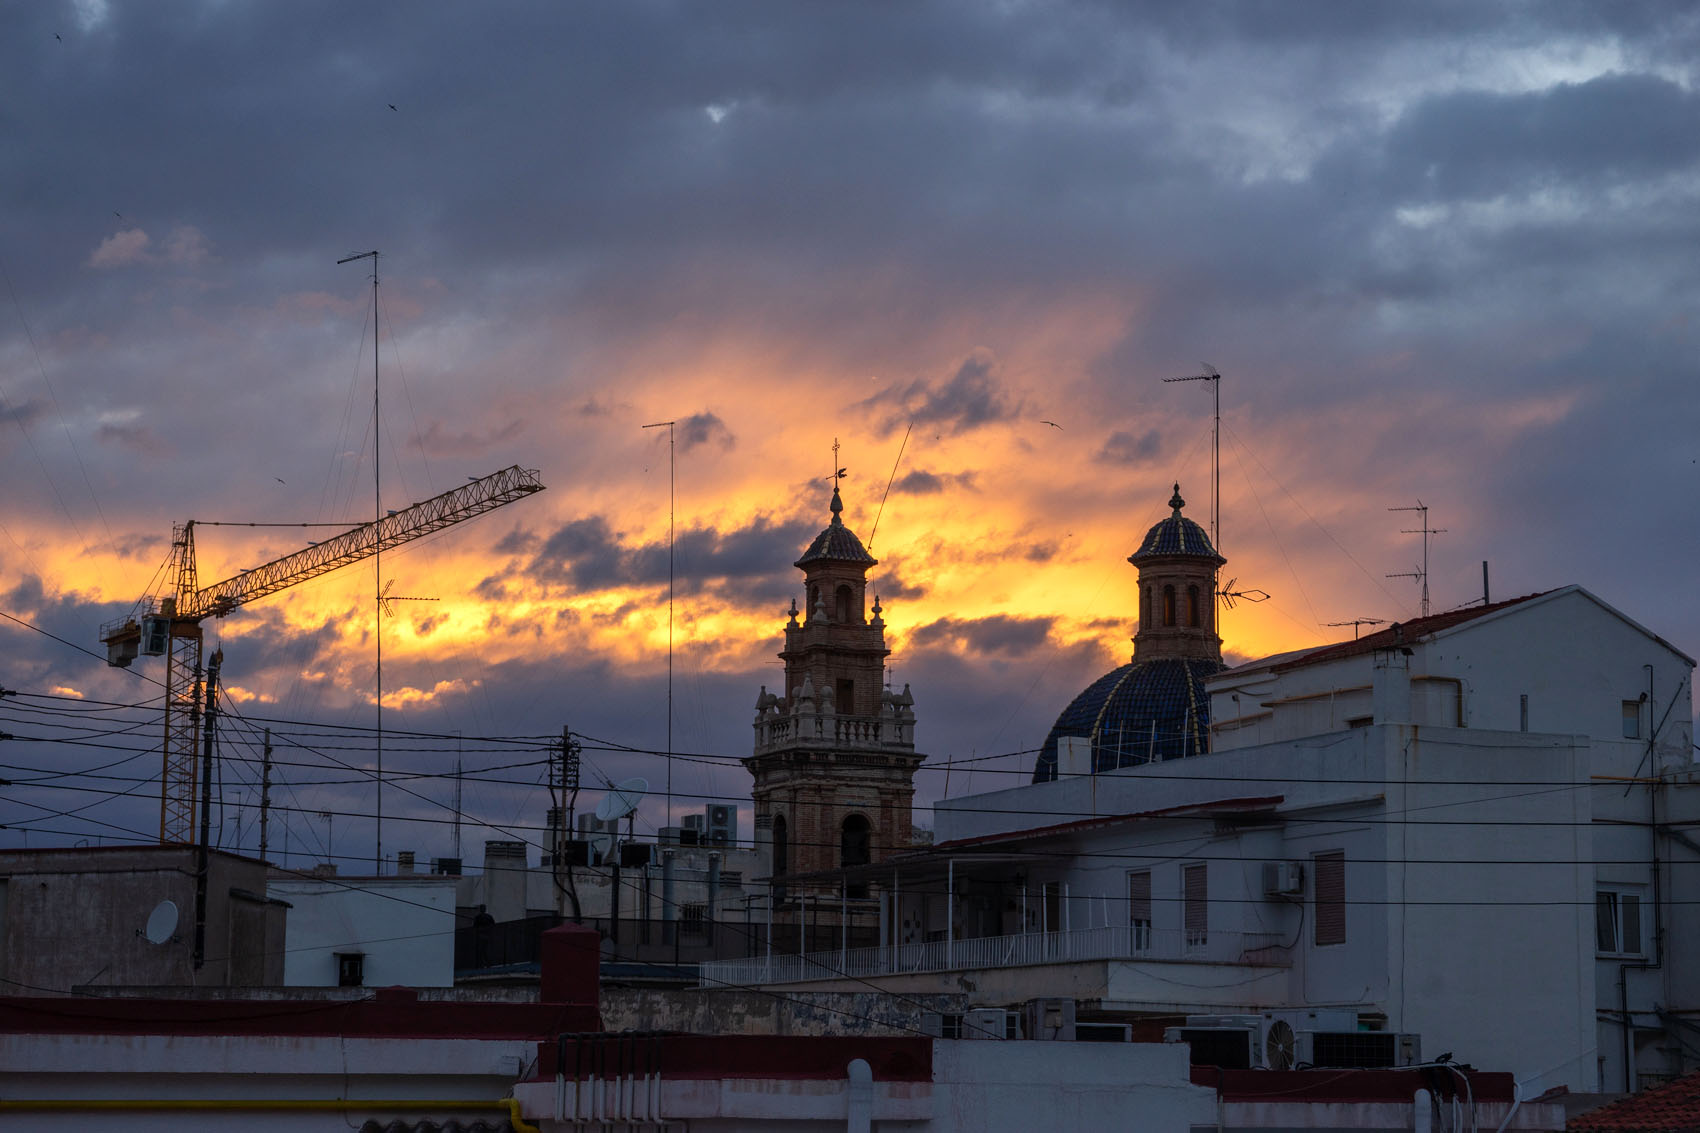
593,777 -> 648,823
143,899 -> 179,945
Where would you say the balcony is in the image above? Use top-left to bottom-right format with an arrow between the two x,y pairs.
698,924 -> 1289,989
752,710 -> 914,756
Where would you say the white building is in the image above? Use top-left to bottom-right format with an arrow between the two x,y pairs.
268,872 -> 458,988
704,577 -> 1697,1097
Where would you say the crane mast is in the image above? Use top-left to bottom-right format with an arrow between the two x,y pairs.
100,465 -> 545,844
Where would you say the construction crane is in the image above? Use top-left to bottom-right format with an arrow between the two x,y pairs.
99,465 -> 545,844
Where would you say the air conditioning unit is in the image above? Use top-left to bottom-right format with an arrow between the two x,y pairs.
1075,1022 -> 1132,1043
1168,1012 -> 1363,1070
964,1007 -> 1021,1040
1263,861 -> 1304,896
1023,997 -> 1076,1041
1297,1031 -> 1421,1069
1165,1023 -> 1257,1069
706,804 -> 736,846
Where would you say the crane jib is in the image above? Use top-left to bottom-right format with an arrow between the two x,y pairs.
189,465 -> 543,618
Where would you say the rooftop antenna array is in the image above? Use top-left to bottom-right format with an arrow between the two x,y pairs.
1326,617 -> 1388,641
1386,501 -> 1446,617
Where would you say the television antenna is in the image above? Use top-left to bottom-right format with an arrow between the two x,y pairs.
1162,365 -> 1221,555
1326,618 -> 1388,640
1218,578 -> 1270,610
1387,501 -> 1446,617
379,578 -> 438,618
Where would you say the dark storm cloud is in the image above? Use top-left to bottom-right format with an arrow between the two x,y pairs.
676,412 -> 735,455
859,352 -> 1022,438
909,614 -> 1056,658
1379,74 -> 1700,201
525,513 -> 813,593
1095,429 -> 1162,466
892,469 -> 978,496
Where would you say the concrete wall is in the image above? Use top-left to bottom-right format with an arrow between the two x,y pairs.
0,847 -> 281,995
604,987 -> 966,1036
268,876 -> 456,987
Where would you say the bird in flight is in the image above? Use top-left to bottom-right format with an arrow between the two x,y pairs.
388,103 -> 398,112
113,211 -> 124,222
275,477 -> 286,485
55,33 -> 62,41
1040,420 -> 1062,430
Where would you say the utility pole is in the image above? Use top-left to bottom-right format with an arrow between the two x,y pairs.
1387,501 -> 1446,617
258,727 -> 273,862
193,649 -> 222,970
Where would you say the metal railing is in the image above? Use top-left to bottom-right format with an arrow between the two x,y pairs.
753,710 -> 914,754
698,924 -> 1289,988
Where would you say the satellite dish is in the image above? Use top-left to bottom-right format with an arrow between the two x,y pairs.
594,777 -> 648,823
143,899 -> 179,945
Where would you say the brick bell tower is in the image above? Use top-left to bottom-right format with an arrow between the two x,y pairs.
745,476 -> 924,886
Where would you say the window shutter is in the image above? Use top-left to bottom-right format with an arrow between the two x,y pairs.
1314,851 -> 1346,946
1183,864 -> 1208,944
1128,871 -> 1152,924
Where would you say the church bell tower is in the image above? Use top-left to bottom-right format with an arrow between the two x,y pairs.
745,477 -> 925,884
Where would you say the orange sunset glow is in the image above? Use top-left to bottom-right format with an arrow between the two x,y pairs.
3,4 -> 1695,869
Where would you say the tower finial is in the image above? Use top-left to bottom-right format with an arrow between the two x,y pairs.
1170,483 -> 1185,514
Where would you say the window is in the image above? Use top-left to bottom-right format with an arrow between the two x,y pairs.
1141,586 -> 1152,629
680,903 -> 707,936
1163,585 -> 1176,627
1314,851 -> 1346,946
840,814 -> 871,870
1128,870 -> 1152,950
771,814 -> 788,877
1187,585 -> 1200,628
836,678 -> 855,715
836,584 -> 855,623
1622,700 -> 1641,740
336,952 -> 364,987
1597,888 -> 1643,955
1183,864 -> 1208,948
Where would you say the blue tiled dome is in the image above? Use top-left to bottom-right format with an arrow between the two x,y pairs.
1030,657 -> 1225,783
1130,485 -> 1222,564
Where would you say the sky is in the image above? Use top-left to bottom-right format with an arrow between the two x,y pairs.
2,1 -> 1696,872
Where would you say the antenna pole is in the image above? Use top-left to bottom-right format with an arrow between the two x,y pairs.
642,420 -> 676,830
258,727 -> 273,862
193,650 -> 221,970
1387,500 -> 1446,617
337,248 -> 383,874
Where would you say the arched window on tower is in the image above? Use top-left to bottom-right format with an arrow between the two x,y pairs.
835,584 -> 854,623
841,814 -> 871,869
1141,585 -> 1152,629
1187,585 -> 1200,628
807,585 -> 820,620
1162,585 -> 1176,627
771,814 -> 789,877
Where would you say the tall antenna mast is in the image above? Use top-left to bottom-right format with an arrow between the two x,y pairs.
452,734 -> 463,861
1162,365 -> 1221,555
336,248 -> 383,874
1387,500 -> 1446,617
642,420 -> 676,830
